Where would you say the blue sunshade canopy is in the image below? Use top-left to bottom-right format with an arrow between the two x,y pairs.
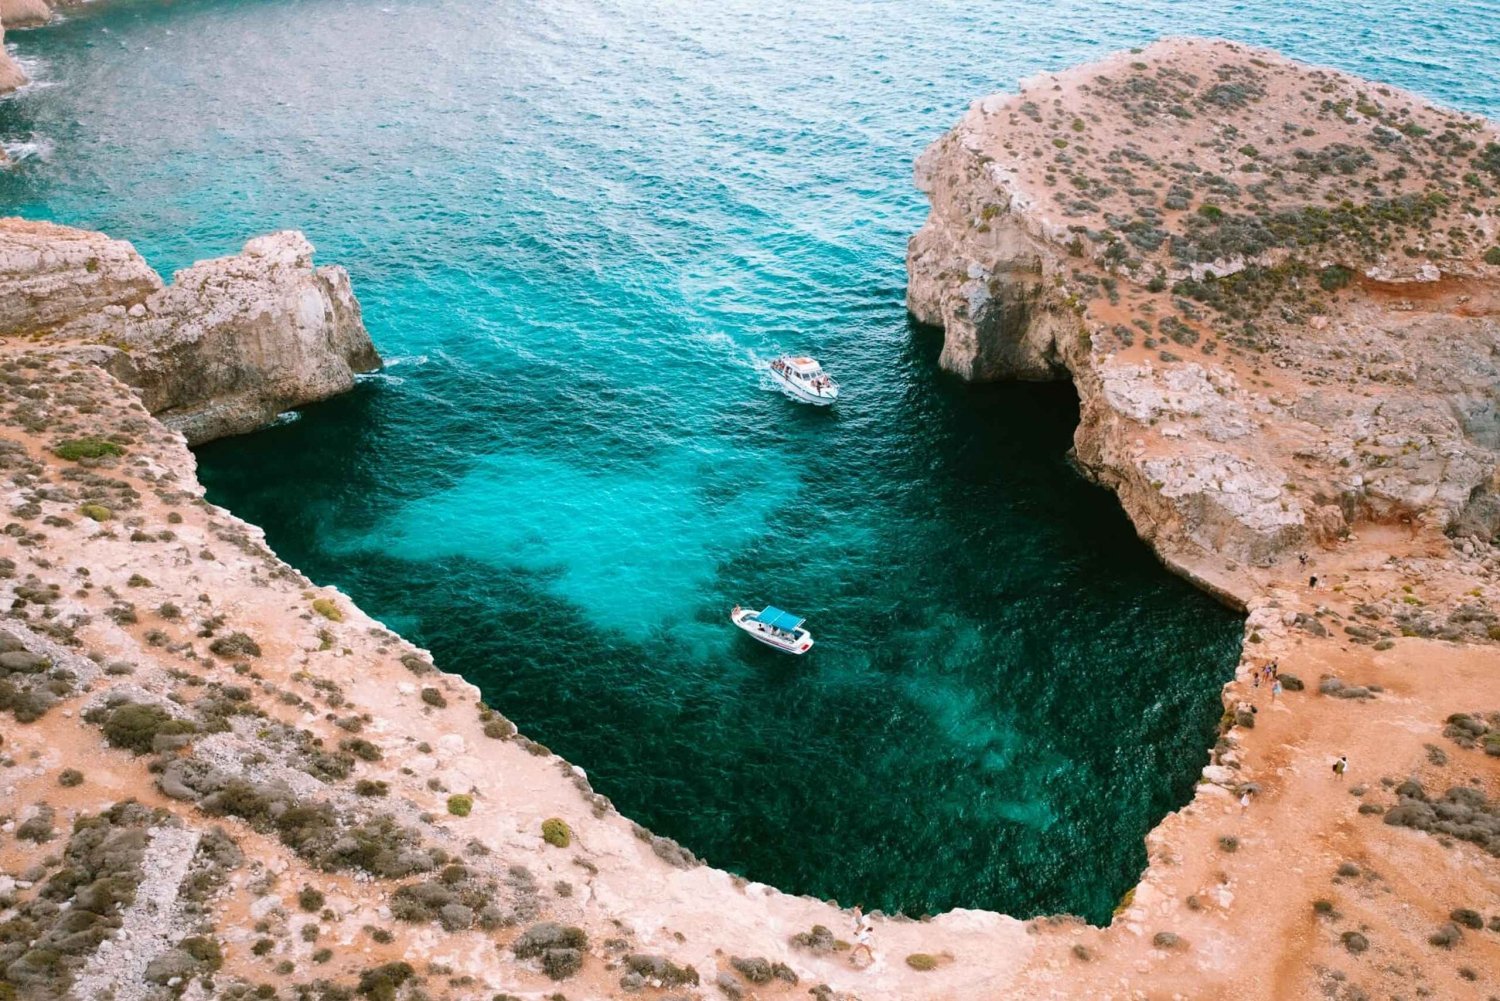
754,606 -> 804,631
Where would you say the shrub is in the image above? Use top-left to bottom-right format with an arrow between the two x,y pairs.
340,737 -> 382,762
355,779 -> 389,797
541,817 -> 571,848
1429,922 -> 1462,948
209,632 -> 261,658
57,769 -> 83,788
357,961 -> 414,1000
78,504 -> 112,522
54,439 -> 124,461
179,936 -> 222,971
311,598 -> 343,622
16,806 -> 55,842
298,886 -> 326,912
447,794 -> 473,817
92,702 -> 196,755
420,687 -> 447,708
1318,265 -> 1354,291
905,953 -> 938,971
1450,908 -> 1484,930
1484,246 -> 1500,265
624,954 -> 699,986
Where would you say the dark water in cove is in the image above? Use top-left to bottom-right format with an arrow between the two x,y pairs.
4,0 -> 1496,921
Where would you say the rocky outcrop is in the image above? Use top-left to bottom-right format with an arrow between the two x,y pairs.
0,0 -> 50,29
0,218 -> 161,327
908,37 -> 1500,580
0,20 -> 26,95
0,219 -> 380,443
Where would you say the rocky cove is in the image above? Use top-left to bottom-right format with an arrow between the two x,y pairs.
0,12 -> 1496,1001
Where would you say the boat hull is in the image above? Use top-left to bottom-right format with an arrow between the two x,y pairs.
731,608 -> 814,654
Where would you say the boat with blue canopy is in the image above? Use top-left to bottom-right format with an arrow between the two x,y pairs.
730,603 -> 815,654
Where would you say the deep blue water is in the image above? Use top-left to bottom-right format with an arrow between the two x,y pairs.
3,0 -> 1494,921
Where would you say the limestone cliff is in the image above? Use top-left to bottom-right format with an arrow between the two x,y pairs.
0,20 -> 26,94
0,0 -> 49,30
901,36 -> 1500,1001
0,220 -> 381,443
909,37 -> 1500,589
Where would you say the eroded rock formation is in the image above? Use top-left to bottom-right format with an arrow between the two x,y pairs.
0,219 -> 381,443
909,38 -> 1500,588
0,20 -> 26,94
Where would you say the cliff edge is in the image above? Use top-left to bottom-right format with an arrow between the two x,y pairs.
909,37 -> 1500,587
907,35 -> 1500,999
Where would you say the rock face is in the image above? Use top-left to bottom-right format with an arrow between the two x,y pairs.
0,219 -> 380,443
0,0 -> 51,29
0,20 -> 26,95
908,37 -> 1500,583
0,218 -> 161,328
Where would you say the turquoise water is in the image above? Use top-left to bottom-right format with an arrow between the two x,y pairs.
4,0 -> 1495,921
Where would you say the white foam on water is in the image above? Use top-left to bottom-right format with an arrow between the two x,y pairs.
3,135 -> 53,163
268,410 -> 302,428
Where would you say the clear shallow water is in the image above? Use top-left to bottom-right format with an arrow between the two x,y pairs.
4,0 -> 1495,921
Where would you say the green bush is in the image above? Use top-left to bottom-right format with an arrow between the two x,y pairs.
53,439 -> 124,461
298,886 -> 326,912
1318,265 -> 1354,291
905,953 -> 938,971
179,936 -> 223,971
420,687 -> 447,708
78,504 -> 112,522
1484,246 -> 1500,265
356,961 -> 414,1000
93,702 -> 196,755
541,817 -> 572,848
446,794 -> 473,817
208,632 -> 261,658
340,737 -> 382,762
57,769 -> 83,788
311,598 -> 343,622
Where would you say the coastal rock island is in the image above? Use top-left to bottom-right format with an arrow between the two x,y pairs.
0,220 -> 380,443
0,36 -> 1496,1001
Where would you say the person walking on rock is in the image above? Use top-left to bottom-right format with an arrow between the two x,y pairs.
850,920 -> 875,967
1332,755 -> 1348,780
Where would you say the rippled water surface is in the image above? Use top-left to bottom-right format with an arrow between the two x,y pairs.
4,0 -> 1495,920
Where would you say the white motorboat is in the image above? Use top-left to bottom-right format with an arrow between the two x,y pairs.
768,354 -> 838,406
730,604 -> 814,655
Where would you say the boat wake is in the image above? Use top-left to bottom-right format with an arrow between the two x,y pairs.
355,371 -> 406,387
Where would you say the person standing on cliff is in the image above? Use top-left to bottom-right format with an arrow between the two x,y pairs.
1332,755 -> 1348,779
1271,677 -> 1283,702
850,921 -> 875,967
